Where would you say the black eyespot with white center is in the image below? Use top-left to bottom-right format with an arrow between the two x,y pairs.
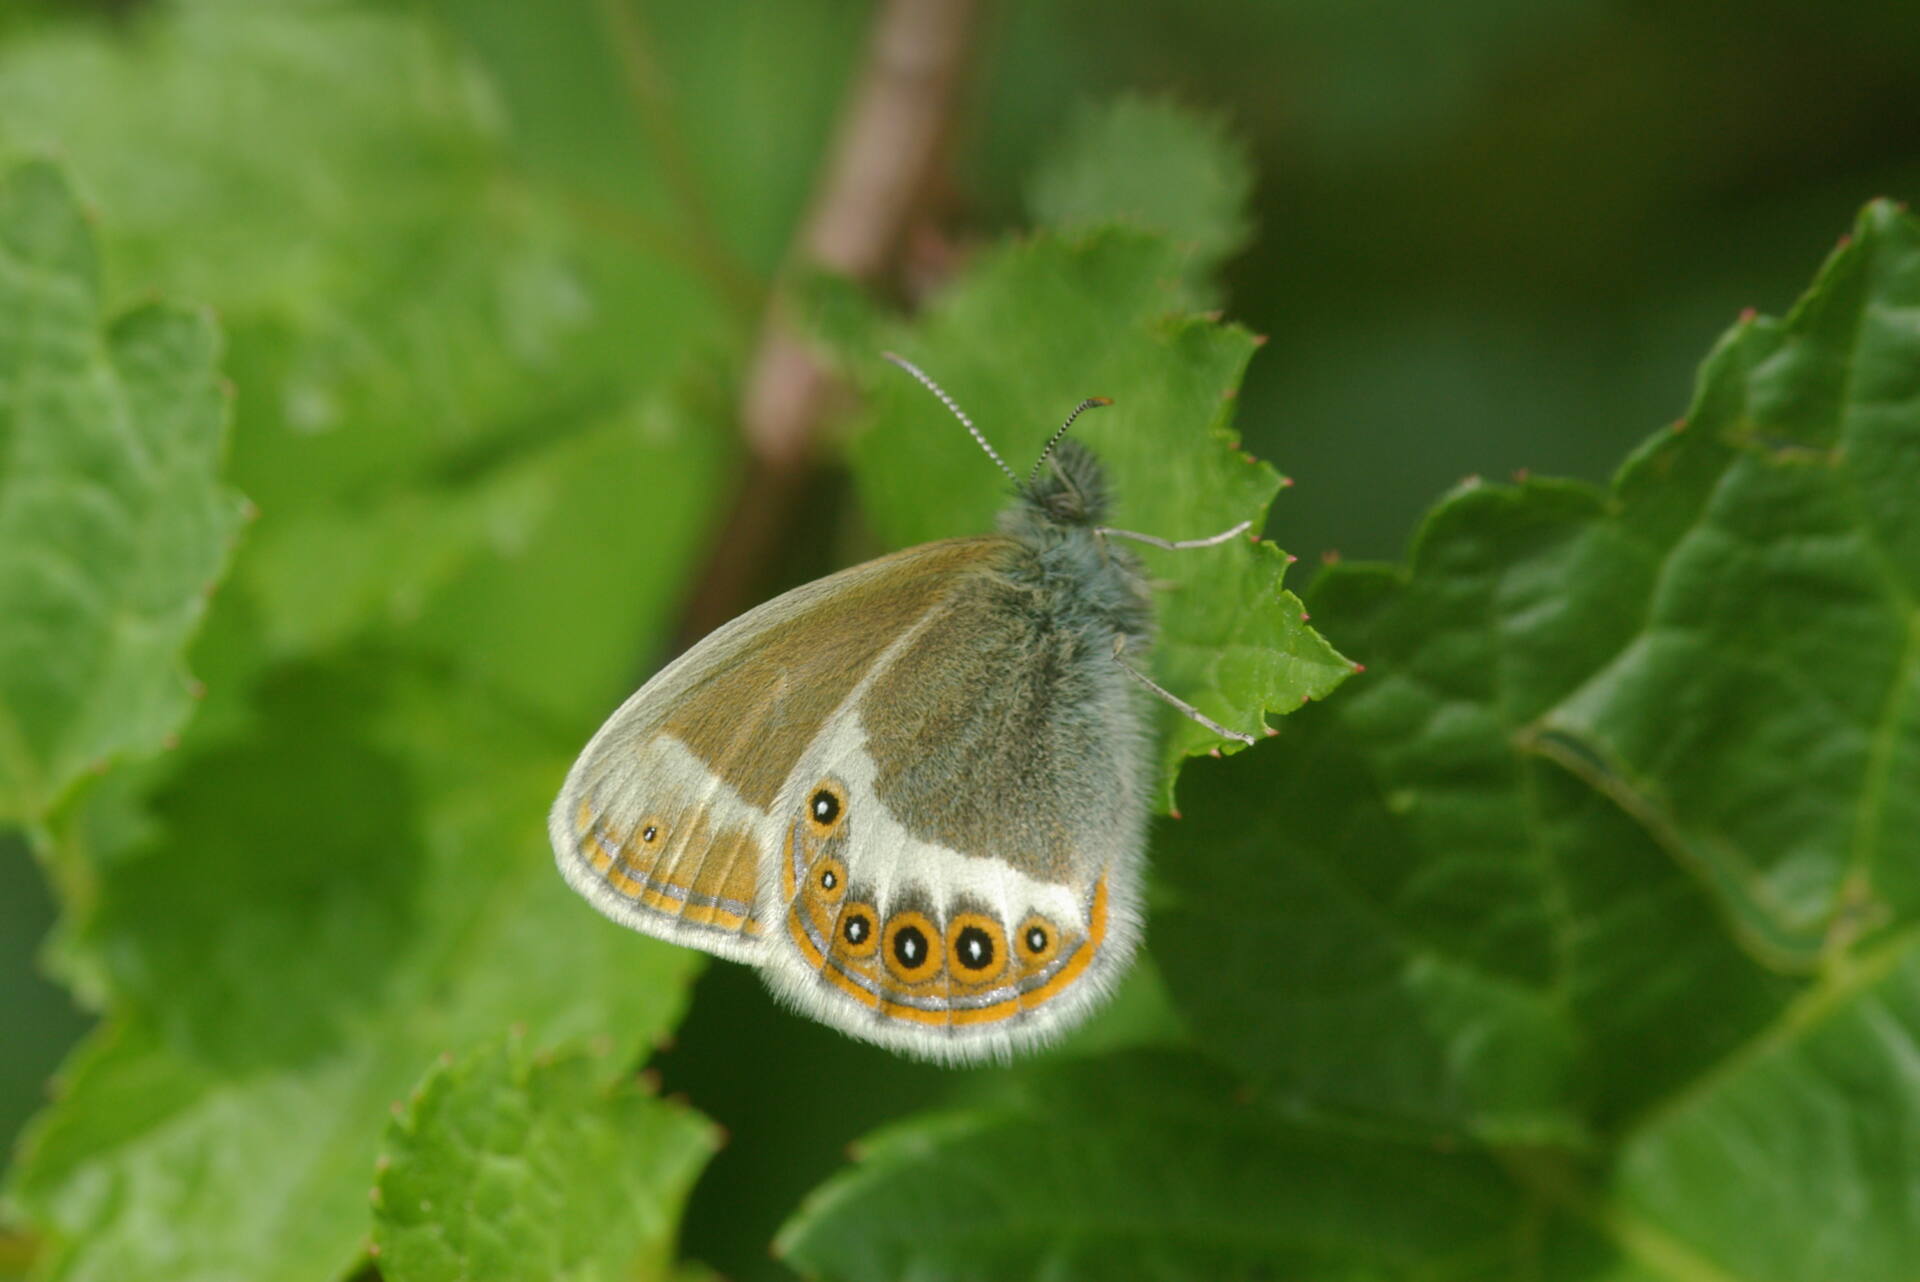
955,926 -> 995,971
835,901 -> 879,959
881,910 -> 941,981
804,780 -> 850,840
892,925 -> 927,968
820,868 -> 837,890
1025,924 -> 1049,954
641,825 -> 659,843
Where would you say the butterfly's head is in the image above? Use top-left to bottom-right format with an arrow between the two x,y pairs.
1013,436 -> 1111,528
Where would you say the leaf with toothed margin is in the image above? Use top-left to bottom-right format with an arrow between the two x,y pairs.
843,229 -> 1352,811
0,159 -> 246,825
372,1033 -> 720,1282
1155,199 -> 1920,1142
6,659 -> 705,1282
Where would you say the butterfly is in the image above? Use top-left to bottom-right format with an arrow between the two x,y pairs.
550,355 -> 1252,1062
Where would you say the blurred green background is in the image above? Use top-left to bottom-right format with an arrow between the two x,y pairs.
4,1 -> 1917,1277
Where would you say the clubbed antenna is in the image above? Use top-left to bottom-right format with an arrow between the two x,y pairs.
881,352 -> 1017,484
1028,396 -> 1112,484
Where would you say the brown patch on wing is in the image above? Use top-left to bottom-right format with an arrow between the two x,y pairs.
661,538 -> 1014,810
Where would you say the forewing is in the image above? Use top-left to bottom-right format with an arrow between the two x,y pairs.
550,538 -> 1012,963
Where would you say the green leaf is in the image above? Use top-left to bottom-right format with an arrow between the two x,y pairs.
778,1051 -> 1540,1282
849,229 -> 1352,808
1613,933 -> 1920,1282
0,4 -> 736,726
7,660 -> 704,1282
373,1033 -> 719,1282
1026,95 -> 1254,300
0,159 -> 244,824
1153,199 -> 1920,1141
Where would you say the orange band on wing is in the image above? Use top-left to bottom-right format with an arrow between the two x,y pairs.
582,817 -> 764,936
951,876 -> 1107,1026
785,874 -> 1110,1028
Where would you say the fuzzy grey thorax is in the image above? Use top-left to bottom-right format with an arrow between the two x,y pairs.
997,438 -> 1153,645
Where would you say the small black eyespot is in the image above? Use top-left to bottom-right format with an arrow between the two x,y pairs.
811,790 -> 840,824
955,925 -> 995,971
641,825 -> 659,843
819,868 -> 837,890
1024,925 -> 1049,955
892,925 -> 927,968
843,913 -> 870,946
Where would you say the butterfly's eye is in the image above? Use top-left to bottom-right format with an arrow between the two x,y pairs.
946,913 -> 1007,984
804,779 -> 849,837
1015,914 -> 1061,968
881,910 -> 943,984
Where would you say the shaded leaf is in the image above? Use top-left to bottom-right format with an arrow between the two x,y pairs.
1614,933 -> 1920,1282
778,1051 -> 1541,1282
1156,199 -> 1920,1141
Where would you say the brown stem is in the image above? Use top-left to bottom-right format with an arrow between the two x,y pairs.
676,0 -> 981,646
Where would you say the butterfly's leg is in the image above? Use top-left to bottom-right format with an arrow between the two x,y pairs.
1096,519 -> 1252,550
1112,638 -> 1256,745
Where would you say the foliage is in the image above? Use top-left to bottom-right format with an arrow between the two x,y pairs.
1,4 -> 1916,1282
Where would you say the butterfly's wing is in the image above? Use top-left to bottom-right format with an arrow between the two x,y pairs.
551,537 -> 1019,962
760,545 -> 1151,1063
